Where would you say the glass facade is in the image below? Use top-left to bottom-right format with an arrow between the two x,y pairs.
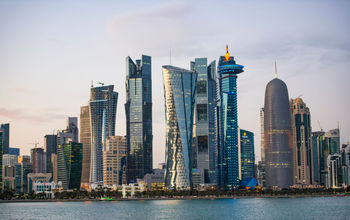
0,131 -> 2,188
0,123 -> 9,154
89,85 -> 118,183
125,55 -> 153,183
191,58 -> 217,184
44,134 -> 57,175
57,142 -> 83,190
239,129 -> 255,179
216,48 -> 244,190
312,129 -> 340,186
264,78 -> 293,189
290,98 -> 313,186
163,65 -> 197,190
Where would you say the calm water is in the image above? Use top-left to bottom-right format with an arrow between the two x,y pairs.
1,197 -> 349,219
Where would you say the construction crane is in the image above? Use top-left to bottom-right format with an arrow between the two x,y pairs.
317,120 -> 323,132
97,82 -> 104,86
29,142 -> 40,148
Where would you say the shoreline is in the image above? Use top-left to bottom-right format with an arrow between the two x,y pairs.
1,194 -> 348,203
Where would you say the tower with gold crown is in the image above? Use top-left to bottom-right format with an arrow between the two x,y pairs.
216,45 -> 244,189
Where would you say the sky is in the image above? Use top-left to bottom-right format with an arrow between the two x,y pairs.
1,0 -> 349,167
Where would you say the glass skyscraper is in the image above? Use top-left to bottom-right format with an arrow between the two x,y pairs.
57,142 -> 83,190
264,77 -> 293,189
89,85 -> 118,183
162,65 -> 197,190
0,123 -> 9,154
290,98 -> 313,186
44,134 -> 57,174
239,129 -> 255,179
190,58 -> 217,184
216,46 -> 244,190
125,55 -> 153,183
0,131 -> 3,188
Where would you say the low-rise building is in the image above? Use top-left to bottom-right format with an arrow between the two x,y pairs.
143,169 -> 165,191
122,182 -> 146,198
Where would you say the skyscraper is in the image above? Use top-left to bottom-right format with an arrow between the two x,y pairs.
260,108 -> 265,162
290,97 -> 313,186
0,131 -> 3,188
264,73 -> 293,189
312,128 -> 340,186
125,55 -> 152,183
162,65 -> 197,190
216,46 -> 244,190
89,85 -> 118,183
57,142 -> 83,190
44,134 -> 57,174
80,105 -> 91,187
103,136 -> 127,186
9,148 -> 20,156
190,58 -> 217,184
0,123 -> 9,154
239,129 -> 255,179
31,147 -> 46,173
18,155 -> 32,193
57,117 -> 78,145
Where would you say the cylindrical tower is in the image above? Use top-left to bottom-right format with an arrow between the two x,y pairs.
216,45 -> 244,189
264,78 -> 293,189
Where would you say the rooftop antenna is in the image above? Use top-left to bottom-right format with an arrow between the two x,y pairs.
98,82 -> 104,86
275,61 -> 278,78
317,120 -> 323,132
91,80 -> 94,88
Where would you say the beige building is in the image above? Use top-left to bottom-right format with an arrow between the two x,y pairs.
51,153 -> 58,184
80,105 -> 91,189
290,98 -> 313,187
103,136 -> 127,186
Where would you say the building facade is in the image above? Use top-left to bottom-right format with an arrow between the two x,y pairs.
190,58 -> 217,184
216,46 -> 244,190
239,129 -> 255,179
9,148 -> 20,156
57,142 -> 83,190
89,85 -> 118,184
125,55 -> 153,183
264,77 -> 293,189
327,153 -> 342,188
103,136 -> 127,186
31,148 -> 46,173
18,155 -> 32,193
80,105 -> 91,187
162,65 -> 197,190
0,123 -> 9,154
290,98 -> 313,187
44,134 -> 57,174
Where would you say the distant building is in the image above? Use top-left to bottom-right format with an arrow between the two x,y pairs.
0,131 -> 2,188
260,108 -> 265,162
0,123 -> 9,154
143,169 -> 165,191
44,134 -> 57,174
31,148 -> 46,173
32,181 -> 62,199
89,85 -> 118,184
121,182 -> 146,198
51,153 -> 58,184
341,144 -> 350,187
290,98 -> 313,187
2,165 -> 16,191
192,169 -> 205,188
216,46 -> 244,190
125,55 -> 153,183
57,117 -> 78,145
9,147 -> 20,156
18,156 -> 32,193
27,173 -> 52,193
57,142 -> 83,190
327,154 -> 342,188
239,129 -> 255,180
312,129 -> 340,186
263,75 -> 293,189
103,136 -> 127,186
80,105 -> 91,187
162,65 -> 197,190
190,58 -> 217,184
2,154 -> 18,166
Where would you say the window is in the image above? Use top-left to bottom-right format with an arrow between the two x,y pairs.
197,104 -> 207,121
197,81 -> 206,94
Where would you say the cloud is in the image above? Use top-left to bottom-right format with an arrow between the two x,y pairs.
0,107 -> 66,123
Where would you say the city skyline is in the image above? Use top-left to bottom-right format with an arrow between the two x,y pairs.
1,0 -> 350,168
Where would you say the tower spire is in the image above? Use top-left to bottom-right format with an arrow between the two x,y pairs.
275,61 -> 278,78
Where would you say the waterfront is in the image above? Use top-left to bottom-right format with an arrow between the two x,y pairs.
0,197 -> 349,219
